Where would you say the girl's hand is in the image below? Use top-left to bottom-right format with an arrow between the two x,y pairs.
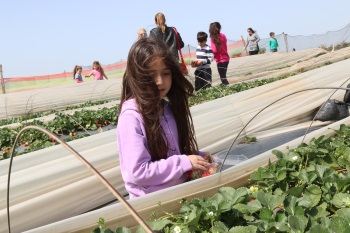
188,155 -> 210,171
203,152 -> 212,163
190,60 -> 197,68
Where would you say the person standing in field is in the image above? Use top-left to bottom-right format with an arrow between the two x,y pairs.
269,32 -> 279,52
209,22 -> 230,85
117,37 -> 211,199
244,28 -> 260,55
85,61 -> 108,80
73,65 -> 83,83
149,12 -> 184,61
137,28 -> 147,40
191,31 -> 214,91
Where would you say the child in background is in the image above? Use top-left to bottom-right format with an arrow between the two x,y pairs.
73,65 -> 83,83
137,28 -> 148,40
269,32 -> 279,52
85,61 -> 108,80
209,22 -> 230,85
117,37 -> 211,199
191,32 -> 213,91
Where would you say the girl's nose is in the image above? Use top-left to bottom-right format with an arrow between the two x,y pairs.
154,74 -> 162,85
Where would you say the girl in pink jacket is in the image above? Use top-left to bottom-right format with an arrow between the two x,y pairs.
209,22 -> 230,85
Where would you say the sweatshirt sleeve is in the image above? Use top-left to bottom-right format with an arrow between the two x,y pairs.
117,112 -> 193,187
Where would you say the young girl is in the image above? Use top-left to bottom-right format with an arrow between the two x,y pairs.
209,22 -> 230,85
73,65 -> 83,83
85,61 -> 108,80
117,37 -> 211,199
137,28 -> 147,40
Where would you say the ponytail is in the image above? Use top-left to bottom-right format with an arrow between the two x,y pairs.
155,12 -> 166,33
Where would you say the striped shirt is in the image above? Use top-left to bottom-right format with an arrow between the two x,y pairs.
196,44 -> 214,70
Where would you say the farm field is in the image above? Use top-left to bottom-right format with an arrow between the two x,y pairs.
1,48 -> 350,232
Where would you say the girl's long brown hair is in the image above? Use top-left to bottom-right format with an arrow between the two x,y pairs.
119,37 -> 198,161
209,22 -> 222,50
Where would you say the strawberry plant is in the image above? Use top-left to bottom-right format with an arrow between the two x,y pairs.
92,124 -> 350,233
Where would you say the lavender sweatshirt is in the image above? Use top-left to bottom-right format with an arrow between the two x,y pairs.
117,99 -> 198,199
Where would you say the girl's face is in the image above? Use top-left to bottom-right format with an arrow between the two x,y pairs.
150,58 -> 172,99
77,68 -> 82,74
139,30 -> 147,38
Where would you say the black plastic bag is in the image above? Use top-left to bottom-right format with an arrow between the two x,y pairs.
343,83 -> 350,103
314,99 -> 349,121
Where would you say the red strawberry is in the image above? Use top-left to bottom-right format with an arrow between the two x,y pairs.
72,132 -> 77,136
99,124 -> 103,127
187,170 -> 193,179
249,198 -> 255,202
51,138 -> 55,142
208,167 -> 216,175
5,149 -> 9,153
95,120 -> 99,124
105,120 -> 110,125
24,142 -> 29,147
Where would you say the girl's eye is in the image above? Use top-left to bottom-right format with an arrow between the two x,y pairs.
162,71 -> 171,76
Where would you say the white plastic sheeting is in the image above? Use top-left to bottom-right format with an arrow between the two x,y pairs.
0,48 -> 326,120
1,57 -> 350,232
0,79 -> 122,119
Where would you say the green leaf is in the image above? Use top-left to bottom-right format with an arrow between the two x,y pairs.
276,170 -> 287,181
232,203 -> 249,214
286,185 -> 305,197
285,151 -> 300,162
307,206 -> 330,219
329,216 -> 350,233
308,224 -> 330,233
148,219 -> 172,231
257,190 -> 285,210
115,228 -> 131,233
315,165 -> 327,179
212,221 -> 229,232
247,200 -> 262,214
272,150 -> 285,159
331,193 -> 350,208
335,208 -> 350,222
284,196 -> 298,215
259,208 -> 274,222
228,225 -> 257,233
219,187 -> 248,205
187,207 -> 201,226
210,193 -> 225,210
298,185 -> 322,208
288,215 -> 306,232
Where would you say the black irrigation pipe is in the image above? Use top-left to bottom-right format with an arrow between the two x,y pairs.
6,125 -> 153,233
219,86 -> 350,173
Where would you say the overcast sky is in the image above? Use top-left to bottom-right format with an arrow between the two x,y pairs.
1,0 -> 350,77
